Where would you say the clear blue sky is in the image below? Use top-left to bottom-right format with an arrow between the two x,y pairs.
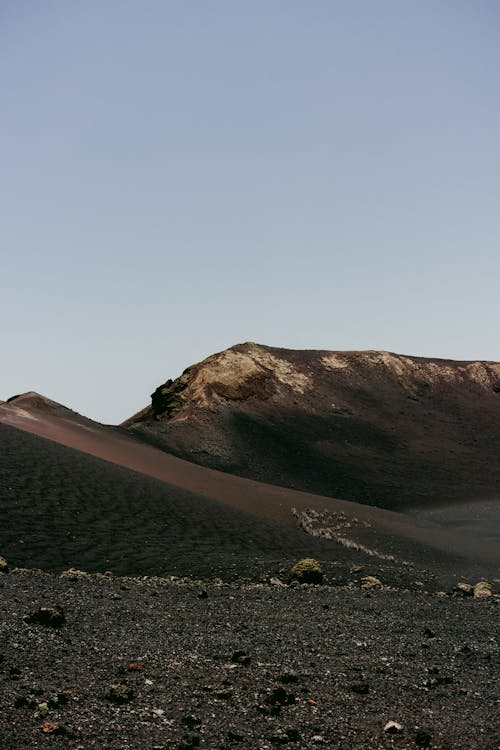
1,1 -> 499,423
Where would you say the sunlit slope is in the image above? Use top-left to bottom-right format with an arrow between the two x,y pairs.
124,342 -> 500,510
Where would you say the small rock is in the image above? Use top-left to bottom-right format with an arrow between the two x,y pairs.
197,590 -> 208,599
270,577 -> 287,587
0,555 -> 9,573
60,568 -> 90,580
14,695 -> 33,709
454,582 -> 473,597
127,662 -> 142,672
384,721 -> 403,734
278,671 -> 299,684
270,728 -> 290,745
350,682 -> 369,694
361,576 -> 383,589
107,683 -> 133,704
266,686 -> 296,706
423,627 -> 436,638
231,650 -> 251,666
473,581 -> 492,599
47,692 -> 70,708
415,729 -> 432,747
270,727 -> 300,744
182,714 -> 201,729
227,728 -> 245,741
23,604 -> 66,628
215,687 -> 233,700
178,734 -> 200,749
41,721 -> 66,735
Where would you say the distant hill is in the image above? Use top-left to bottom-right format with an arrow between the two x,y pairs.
124,342 -> 500,510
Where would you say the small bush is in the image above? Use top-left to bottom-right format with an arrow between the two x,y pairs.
290,558 -> 324,584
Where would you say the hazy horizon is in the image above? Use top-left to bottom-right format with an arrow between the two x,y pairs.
2,1 -> 499,422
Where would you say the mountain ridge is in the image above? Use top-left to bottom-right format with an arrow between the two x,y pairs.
123,342 -> 500,511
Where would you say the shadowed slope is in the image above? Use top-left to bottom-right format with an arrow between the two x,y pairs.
0,422 -> 336,577
124,342 -> 500,510
1,396 -> 499,577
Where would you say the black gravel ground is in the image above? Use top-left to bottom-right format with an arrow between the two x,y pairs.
1,572 -> 499,750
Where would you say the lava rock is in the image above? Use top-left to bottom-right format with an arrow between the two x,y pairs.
23,604 -> 66,628
351,682 -> 370,694
384,720 -> 403,734
107,683 -> 133,704
231,650 -> 251,666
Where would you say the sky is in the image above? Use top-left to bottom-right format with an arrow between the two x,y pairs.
1,1 -> 499,423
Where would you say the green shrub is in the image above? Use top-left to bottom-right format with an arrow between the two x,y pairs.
290,558 -> 324,584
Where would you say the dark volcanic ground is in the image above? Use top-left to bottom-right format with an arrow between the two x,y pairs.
0,423 -> 336,580
1,573 -> 499,750
1,422 -> 498,587
2,345 -> 500,749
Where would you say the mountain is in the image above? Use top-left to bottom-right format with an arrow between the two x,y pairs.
123,342 -> 500,510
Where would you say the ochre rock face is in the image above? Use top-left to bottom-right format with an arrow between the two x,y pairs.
124,342 -> 500,511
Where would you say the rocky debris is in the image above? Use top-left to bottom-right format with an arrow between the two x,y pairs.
270,576 -> 287,587
107,683 -> 133,704
1,573 -> 500,749
290,558 -> 324,584
269,727 -> 300,744
0,555 -> 8,573
227,727 -> 246,742
473,581 -> 492,599
47,691 -> 71,708
278,671 -> 299,684
182,714 -> 201,729
23,604 -> 66,628
127,662 -> 142,672
40,721 -> 66,735
454,582 -> 473,597
423,671 -> 453,689
266,686 -> 296,706
361,575 -> 383,589
383,720 -> 403,734
60,567 -> 91,580
415,729 -> 432,747
197,589 -> 208,599
350,681 -> 370,694
231,650 -> 251,666
178,734 -> 200,749
453,581 -> 493,599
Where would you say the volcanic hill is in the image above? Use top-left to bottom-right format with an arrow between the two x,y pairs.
124,342 -> 500,511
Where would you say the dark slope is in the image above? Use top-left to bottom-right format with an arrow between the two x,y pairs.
0,423 -> 337,578
125,342 -> 500,511
2,398 -> 500,579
